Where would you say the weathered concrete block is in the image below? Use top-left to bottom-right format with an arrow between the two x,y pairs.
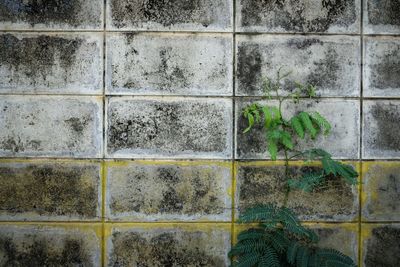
106,33 -> 232,96
362,100 -> 400,159
0,160 -> 101,221
106,0 -> 232,31
362,162 -> 400,221
362,224 -> 400,267
106,160 -> 232,221
364,37 -> 400,97
236,99 -> 360,159
106,224 -> 231,266
0,96 -> 103,158
364,0 -> 400,34
0,33 -> 103,94
0,224 -> 102,266
106,97 -> 233,159
236,35 -> 360,97
236,0 -> 360,33
235,161 -> 360,221
0,0 -> 103,30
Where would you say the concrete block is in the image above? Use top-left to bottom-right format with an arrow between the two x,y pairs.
235,161 -> 360,221
106,224 -> 231,266
363,0 -> 400,34
236,99 -> 360,159
236,34 -> 360,97
0,33 -> 103,94
362,162 -> 400,221
106,33 -> 232,96
0,0 -> 103,30
106,97 -> 233,159
236,0 -> 360,33
0,96 -> 103,158
106,160 -> 232,221
362,224 -> 400,267
0,160 -> 101,221
362,100 -> 400,159
0,224 -> 102,266
364,37 -> 400,97
106,0 -> 232,31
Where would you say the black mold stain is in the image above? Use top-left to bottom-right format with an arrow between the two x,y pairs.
374,174 -> 400,212
237,44 -> 263,95
65,117 -> 91,134
306,47 -> 340,89
0,235 -> 92,266
370,103 -> 400,152
110,231 -> 225,266
0,164 -> 99,218
107,101 -> 228,154
111,0 -> 213,28
368,0 -> 400,26
370,43 -> 400,89
240,0 -> 356,32
287,38 -> 323,50
0,34 -> 83,85
0,0 -> 100,27
364,226 -> 400,267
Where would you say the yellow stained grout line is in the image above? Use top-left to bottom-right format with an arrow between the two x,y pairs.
101,161 -> 107,267
358,160 -> 364,267
104,159 -> 232,167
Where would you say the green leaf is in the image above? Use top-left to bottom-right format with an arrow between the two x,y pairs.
281,131 -> 294,150
290,116 -> 305,139
309,112 -> 331,135
321,156 -> 338,176
243,112 -> 254,134
288,172 -> 325,192
298,112 -> 318,139
267,139 -> 278,160
261,106 -> 272,128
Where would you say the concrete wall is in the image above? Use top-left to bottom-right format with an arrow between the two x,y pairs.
0,1 -> 399,266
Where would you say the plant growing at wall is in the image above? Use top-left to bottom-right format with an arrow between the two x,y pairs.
229,69 -> 358,267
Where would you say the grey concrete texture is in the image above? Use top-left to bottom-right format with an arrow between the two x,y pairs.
0,0 -> 103,30
362,162 -> 400,221
106,97 -> 233,159
106,0 -> 233,31
236,0 -> 361,33
106,33 -> 233,96
362,224 -> 400,267
0,160 -> 101,221
0,96 -> 103,158
236,99 -> 360,159
0,224 -> 101,266
106,225 -> 231,266
235,163 -> 359,221
105,161 -> 232,221
362,100 -> 400,159
236,34 -> 361,97
363,0 -> 400,34
364,37 -> 400,97
0,33 -> 103,95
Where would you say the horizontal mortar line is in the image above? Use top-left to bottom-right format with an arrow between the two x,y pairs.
0,221 -> 233,225
360,221 -> 400,224
0,221 -> 102,224
0,93 -> 104,97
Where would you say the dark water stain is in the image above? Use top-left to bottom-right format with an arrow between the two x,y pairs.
237,44 -> 263,95
111,0 -> 212,28
64,117 -> 91,134
240,0 -> 356,32
0,164 -> 99,218
370,103 -> 400,151
368,0 -> 400,26
0,235 -> 92,266
0,34 -> 82,85
0,0 -> 86,26
306,47 -> 340,88
371,44 -> 400,89
376,174 -> 400,211
287,38 -> 323,50
110,231 -> 225,266
364,226 -> 400,267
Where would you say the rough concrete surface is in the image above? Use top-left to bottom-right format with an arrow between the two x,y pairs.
235,162 -> 359,221
362,162 -> 400,221
0,0 -> 103,30
364,37 -> 400,97
106,97 -> 233,159
0,224 -> 101,266
236,99 -> 360,159
107,0 -> 232,31
236,0 -> 360,33
364,0 -> 400,34
0,33 -> 103,94
0,160 -> 101,221
106,161 -> 232,221
106,225 -> 231,266
236,34 -> 360,97
363,100 -> 400,159
0,96 -> 103,158
106,33 -> 232,96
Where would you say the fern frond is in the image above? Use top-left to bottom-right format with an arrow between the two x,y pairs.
281,130 -> 294,150
321,156 -> 358,185
243,111 -> 255,133
261,246 -> 280,267
315,248 -> 356,267
238,204 -> 277,223
237,229 -> 265,242
287,242 -> 300,264
290,116 -> 305,139
267,138 -> 278,161
267,230 -> 290,253
288,172 -> 325,192
309,112 -> 331,135
296,246 -> 310,267
298,112 -> 318,139
232,251 -> 260,267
